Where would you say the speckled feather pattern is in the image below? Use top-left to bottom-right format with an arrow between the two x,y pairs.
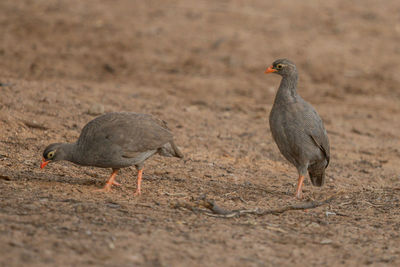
44,112 -> 183,170
74,112 -> 181,168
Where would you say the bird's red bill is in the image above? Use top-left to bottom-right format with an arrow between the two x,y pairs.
265,65 -> 276,74
40,158 -> 49,169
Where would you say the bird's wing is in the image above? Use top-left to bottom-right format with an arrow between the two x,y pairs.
303,104 -> 330,167
78,113 -> 173,158
309,133 -> 330,167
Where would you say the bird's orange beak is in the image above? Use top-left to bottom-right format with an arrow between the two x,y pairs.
40,158 -> 50,169
265,65 -> 276,74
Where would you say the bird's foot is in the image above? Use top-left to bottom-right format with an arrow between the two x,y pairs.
112,181 -> 121,186
133,189 -> 141,197
295,191 -> 303,199
93,182 -> 120,193
94,185 -> 112,193
94,170 -> 121,192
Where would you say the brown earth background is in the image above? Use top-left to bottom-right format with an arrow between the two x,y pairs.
1,0 -> 400,266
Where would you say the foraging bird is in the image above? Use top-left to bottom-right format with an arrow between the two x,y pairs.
265,59 -> 330,199
41,112 -> 183,195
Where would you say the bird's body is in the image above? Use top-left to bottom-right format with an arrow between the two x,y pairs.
41,112 -> 183,195
266,59 -> 330,198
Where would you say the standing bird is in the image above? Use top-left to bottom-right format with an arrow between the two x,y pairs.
265,59 -> 330,199
40,112 -> 183,196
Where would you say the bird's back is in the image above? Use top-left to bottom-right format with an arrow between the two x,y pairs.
75,112 -> 174,167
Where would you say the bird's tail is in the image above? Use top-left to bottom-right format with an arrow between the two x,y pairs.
158,140 -> 184,159
308,161 -> 327,187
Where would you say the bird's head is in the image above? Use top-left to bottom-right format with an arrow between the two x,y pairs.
41,143 -> 65,168
265,58 -> 297,77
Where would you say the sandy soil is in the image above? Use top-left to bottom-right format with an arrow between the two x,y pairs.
1,0 -> 400,266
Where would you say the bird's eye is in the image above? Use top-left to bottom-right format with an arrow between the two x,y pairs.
276,64 -> 283,70
47,151 -> 55,159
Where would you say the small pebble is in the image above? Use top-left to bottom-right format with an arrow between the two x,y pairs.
88,103 -> 104,115
320,239 -> 332,244
325,211 -> 336,217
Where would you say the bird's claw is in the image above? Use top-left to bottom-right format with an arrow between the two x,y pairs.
94,186 -> 112,193
295,191 -> 303,199
112,181 -> 121,186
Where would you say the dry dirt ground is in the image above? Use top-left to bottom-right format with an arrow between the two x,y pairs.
1,0 -> 400,266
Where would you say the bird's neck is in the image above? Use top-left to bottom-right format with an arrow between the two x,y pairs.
274,73 -> 299,104
60,143 -> 78,163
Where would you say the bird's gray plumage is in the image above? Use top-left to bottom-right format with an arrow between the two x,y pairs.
268,59 -> 330,188
43,112 -> 183,170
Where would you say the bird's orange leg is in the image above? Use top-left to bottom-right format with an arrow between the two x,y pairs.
133,169 -> 143,196
94,169 -> 119,193
295,175 -> 305,199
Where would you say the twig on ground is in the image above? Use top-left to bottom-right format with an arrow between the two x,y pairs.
164,192 -> 187,197
23,121 -> 48,130
173,195 -> 336,218
136,203 -> 155,209
0,82 -> 13,87
0,174 -> 11,181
